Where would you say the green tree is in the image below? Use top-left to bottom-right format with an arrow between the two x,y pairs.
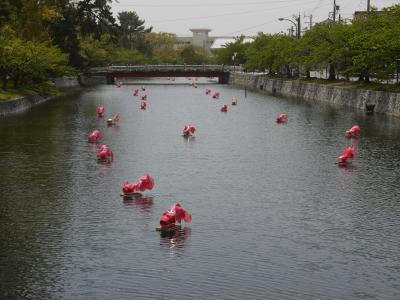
215,36 -> 250,65
118,11 -> 152,50
178,45 -> 210,64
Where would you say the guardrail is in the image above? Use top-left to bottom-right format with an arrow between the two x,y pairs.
88,65 -> 231,73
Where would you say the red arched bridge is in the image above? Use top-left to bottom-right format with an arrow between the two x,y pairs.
87,65 -> 232,84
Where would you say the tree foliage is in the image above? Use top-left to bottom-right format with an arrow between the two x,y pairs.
217,4 -> 400,83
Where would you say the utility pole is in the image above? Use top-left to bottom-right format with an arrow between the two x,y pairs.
333,0 -> 336,24
304,14 -> 313,30
297,13 -> 301,39
367,0 -> 371,13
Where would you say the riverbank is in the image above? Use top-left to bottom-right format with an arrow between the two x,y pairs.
0,77 -> 82,117
229,73 -> 400,117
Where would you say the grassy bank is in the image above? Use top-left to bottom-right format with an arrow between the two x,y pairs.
0,82 -> 63,101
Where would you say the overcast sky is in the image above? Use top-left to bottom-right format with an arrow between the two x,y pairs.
111,0 -> 399,37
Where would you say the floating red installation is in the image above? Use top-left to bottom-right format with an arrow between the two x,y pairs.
159,203 -> 192,228
87,130 -> 102,143
97,144 -> 114,162
133,89 -> 139,96
345,124 -> 361,138
141,86 -> 146,91
183,124 -> 196,136
221,104 -> 228,112
97,106 -> 105,118
338,147 -> 355,165
141,101 -> 147,110
205,88 -> 211,95
276,114 -> 288,123
122,174 -> 155,194
212,92 -> 220,99
141,94 -> 147,101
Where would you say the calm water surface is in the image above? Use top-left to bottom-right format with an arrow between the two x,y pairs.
1,78 -> 400,299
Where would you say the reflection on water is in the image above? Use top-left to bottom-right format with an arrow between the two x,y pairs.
123,195 -> 154,213
159,226 -> 192,251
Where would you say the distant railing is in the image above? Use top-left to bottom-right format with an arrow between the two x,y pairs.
88,64 -> 232,73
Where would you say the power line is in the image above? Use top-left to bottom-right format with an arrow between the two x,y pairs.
225,0 -> 332,35
151,0 -> 320,24
114,0 -> 309,8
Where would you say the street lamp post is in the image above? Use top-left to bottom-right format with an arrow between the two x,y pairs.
232,52 -> 238,72
278,15 -> 301,38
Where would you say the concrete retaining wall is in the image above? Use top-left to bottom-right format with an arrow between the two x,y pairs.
79,75 -> 107,86
0,77 -> 82,117
229,73 -> 400,117
0,94 -> 56,117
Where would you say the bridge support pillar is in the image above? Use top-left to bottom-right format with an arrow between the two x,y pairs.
218,73 -> 230,84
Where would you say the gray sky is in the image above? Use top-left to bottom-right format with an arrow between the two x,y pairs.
111,0 -> 399,37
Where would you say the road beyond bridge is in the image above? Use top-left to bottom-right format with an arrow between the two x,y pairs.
87,65 -> 231,84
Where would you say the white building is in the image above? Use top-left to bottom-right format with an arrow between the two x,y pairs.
174,29 -> 252,53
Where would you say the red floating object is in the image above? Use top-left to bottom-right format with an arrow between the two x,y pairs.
205,88 -> 211,95
87,130 -> 103,143
141,101 -> 147,110
141,86 -> 146,91
338,147 -> 356,165
276,114 -> 288,123
97,106 -> 105,118
133,89 -> 139,96
159,203 -> 192,228
141,94 -> 147,101
221,104 -> 228,112
183,124 -> 196,136
345,124 -> 361,138
212,92 -> 220,99
122,174 -> 155,195
97,144 -> 113,162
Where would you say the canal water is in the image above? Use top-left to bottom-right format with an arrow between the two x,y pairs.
1,78 -> 400,299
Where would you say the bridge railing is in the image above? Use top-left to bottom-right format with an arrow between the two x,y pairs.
88,65 -> 230,73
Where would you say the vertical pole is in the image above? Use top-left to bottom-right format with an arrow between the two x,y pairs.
333,0 -> 336,24
310,14 -> 313,29
367,0 -> 371,13
297,14 -> 301,38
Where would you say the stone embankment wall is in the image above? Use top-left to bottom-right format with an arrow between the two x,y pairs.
79,74 -> 107,86
229,73 -> 400,117
0,77 -> 81,117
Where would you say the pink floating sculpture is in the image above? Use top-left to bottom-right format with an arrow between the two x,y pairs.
212,92 -> 220,99
141,101 -> 147,110
221,104 -> 228,112
345,124 -> 361,138
96,144 -> 114,162
141,86 -> 146,91
141,94 -> 147,101
97,106 -> 105,118
276,114 -> 288,124
338,147 -> 356,166
183,124 -> 196,137
122,174 -> 155,196
87,130 -> 103,143
133,89 -> 139,96
205,88 -> 211,95
159,203 -> 192,229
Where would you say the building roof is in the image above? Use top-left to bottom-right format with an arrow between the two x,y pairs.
210,37 -> 253,49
